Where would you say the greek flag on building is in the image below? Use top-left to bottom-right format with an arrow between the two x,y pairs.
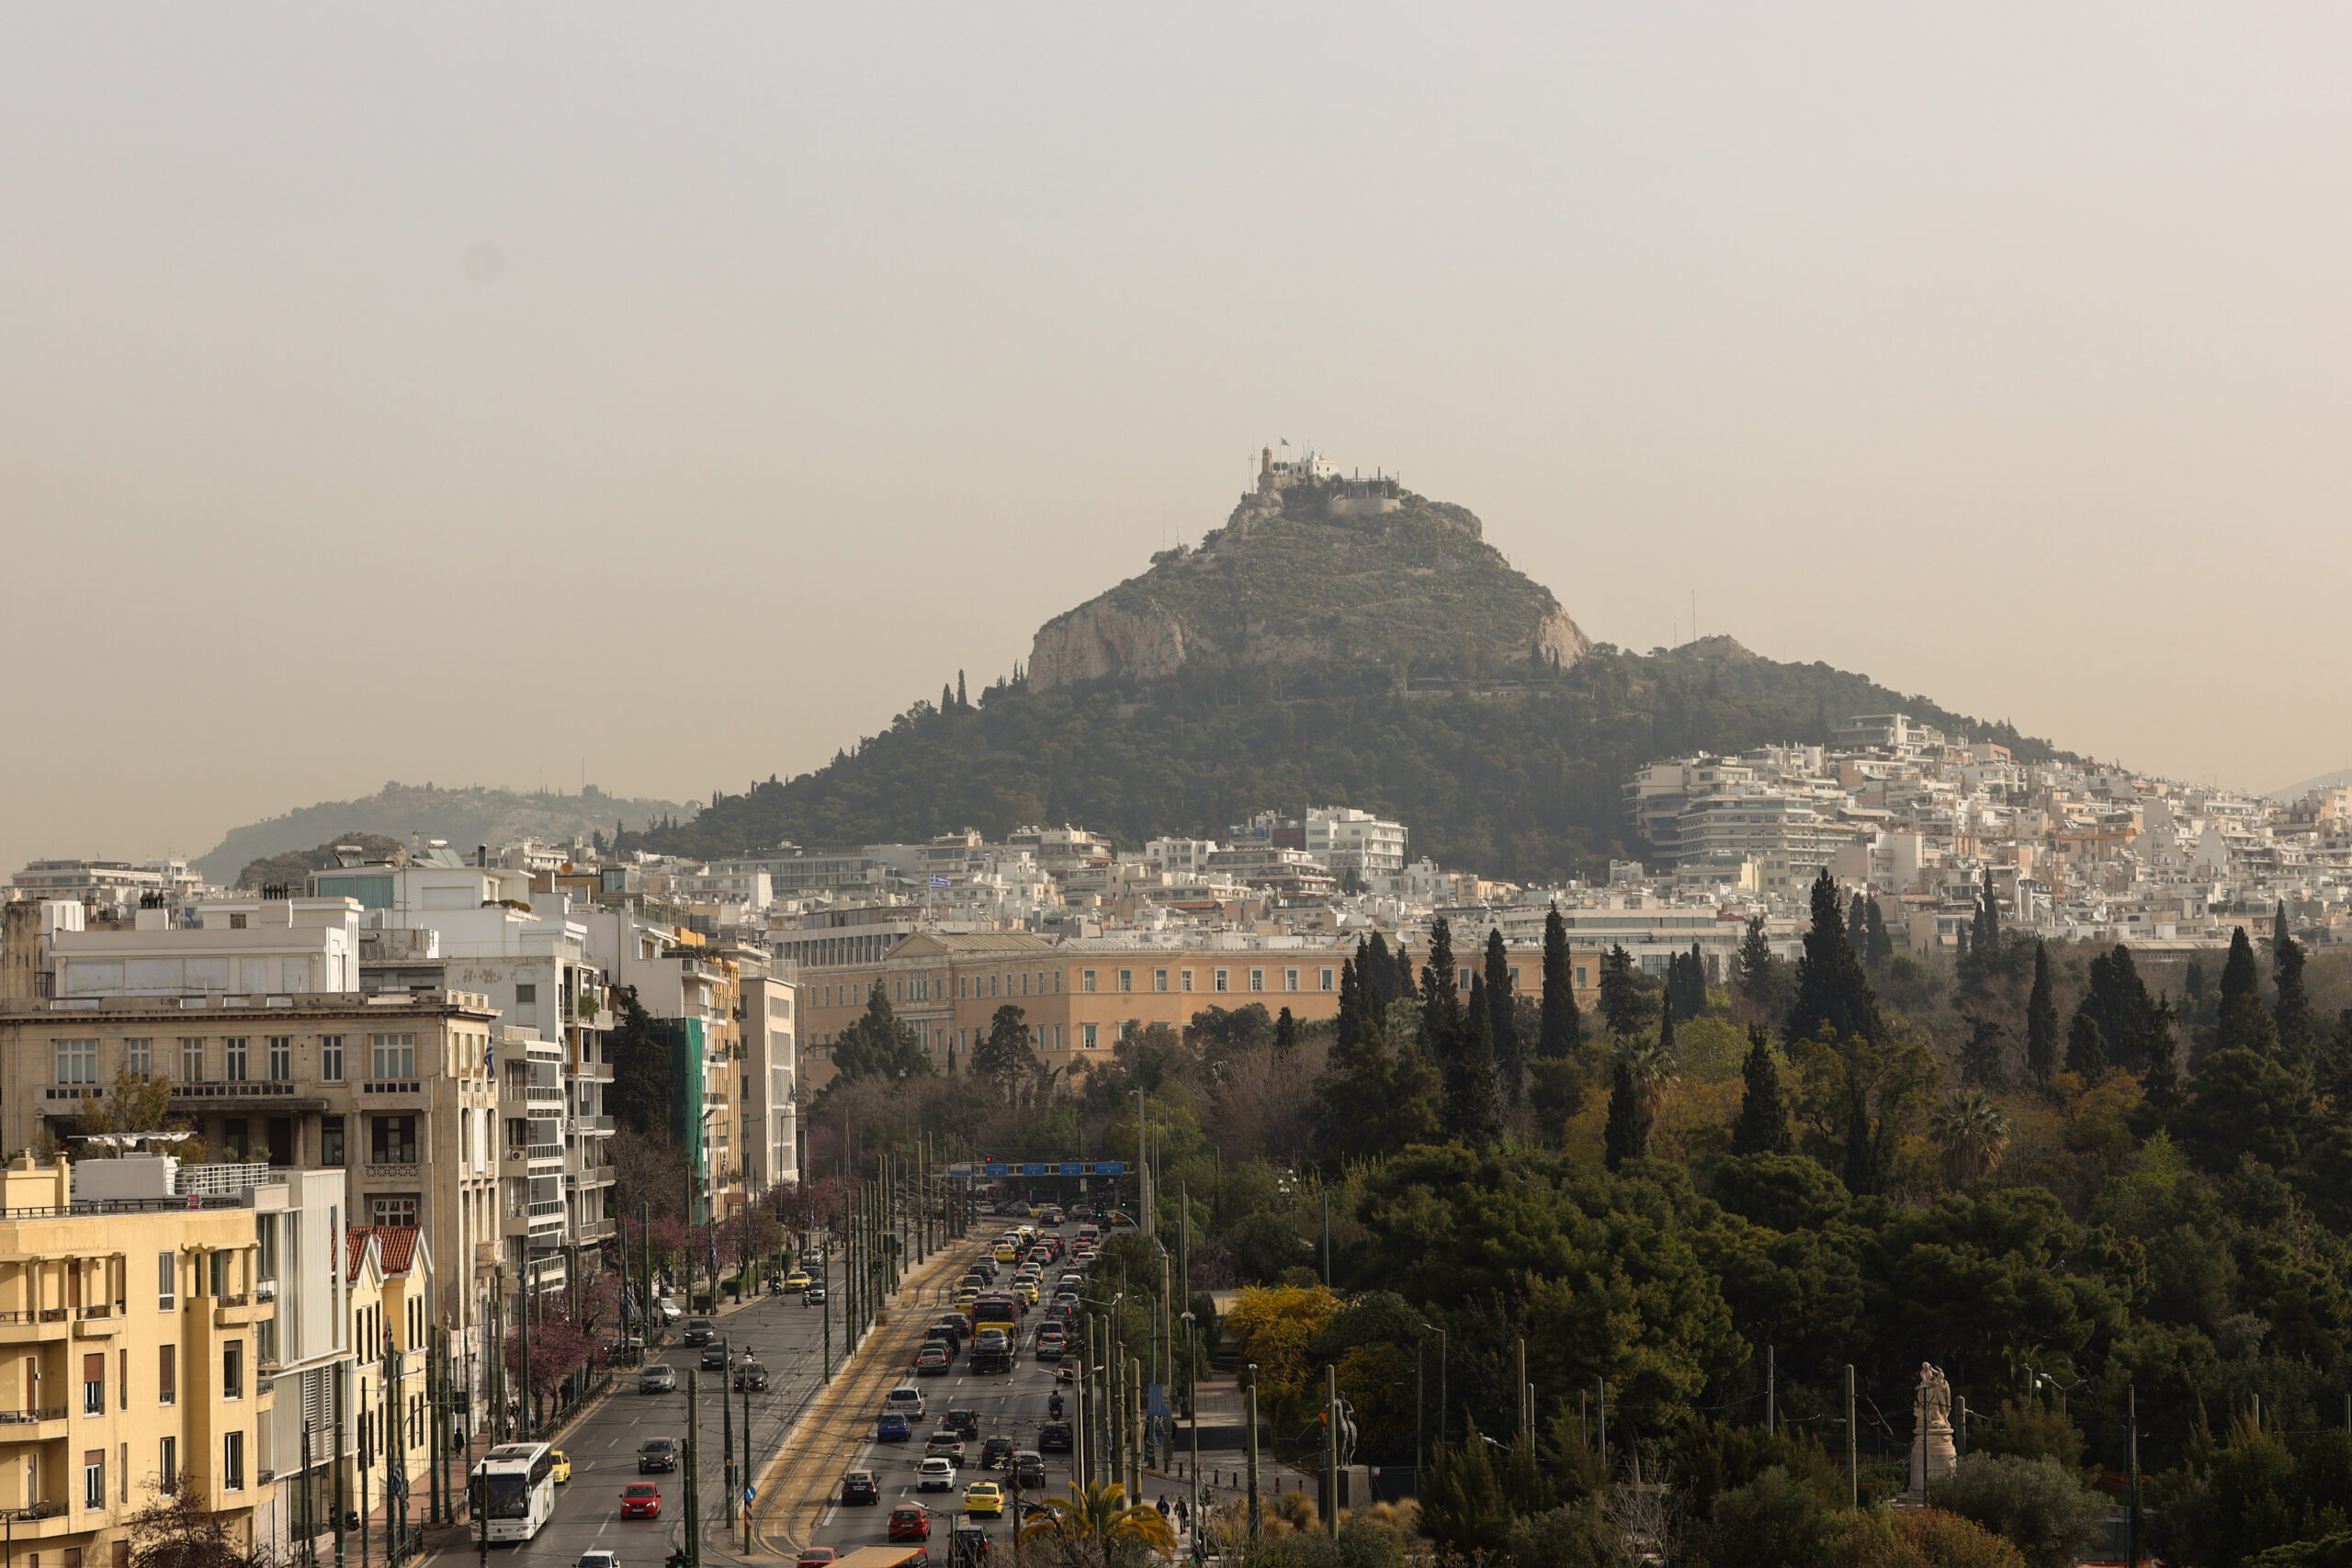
928,874 -> 950,889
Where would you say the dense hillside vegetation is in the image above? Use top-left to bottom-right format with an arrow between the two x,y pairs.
628,642 -> 2067,877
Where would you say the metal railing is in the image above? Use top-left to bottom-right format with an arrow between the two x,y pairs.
176,1163 -> 272,1196
0,1407 -> 65,1425
363,1080 -> 421,1095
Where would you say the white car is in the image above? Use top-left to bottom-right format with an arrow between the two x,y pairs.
657,1299 -> 684,1324
917,1457 -> 956,1492
580,1554 -> 618,1568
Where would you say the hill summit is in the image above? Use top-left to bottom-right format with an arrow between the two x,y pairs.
1028,447 -> 1588,689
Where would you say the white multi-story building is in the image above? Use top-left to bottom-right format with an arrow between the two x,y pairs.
1305,807 -> 1408,877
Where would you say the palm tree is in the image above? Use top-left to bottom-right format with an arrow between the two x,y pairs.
1620,1033 -> 1678,1123
1019,1481 -> 1179,1562
1929,1089 -> 2011,1186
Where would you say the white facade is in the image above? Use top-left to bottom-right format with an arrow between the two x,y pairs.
50,897 -> 362,999
1305,807 -> 1408,876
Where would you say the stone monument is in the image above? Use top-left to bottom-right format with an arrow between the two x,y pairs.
1905,1363 -> 1957,1503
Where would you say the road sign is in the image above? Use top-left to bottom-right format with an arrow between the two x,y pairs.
743,1486 -> 756,1505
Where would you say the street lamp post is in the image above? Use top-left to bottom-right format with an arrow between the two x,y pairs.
1180,1310 -> 1200,1531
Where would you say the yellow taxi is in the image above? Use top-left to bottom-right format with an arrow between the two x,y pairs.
993,1245 -> 1018,1265
1014,1280 -> 1040,1305
783,1270 -> 811,1293
550,1450 -> 572,1484
963,1482 -> 1003,1518
956,1289 -> 980,1313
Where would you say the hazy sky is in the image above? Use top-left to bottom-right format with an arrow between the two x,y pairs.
8,4 -> 2352,874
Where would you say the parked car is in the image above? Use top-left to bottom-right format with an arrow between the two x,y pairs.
639,1364 -> 677,1393
877,1414 -> 913,1442
918,1457 -> 956,1493
638,1438 -> 679,1473
842,1470 -> 880,1505
619,1483 -> 662,1518
682,1318 -> 715,1346
889,1506 -> 933,1541
1037,1423 -> 1073,1454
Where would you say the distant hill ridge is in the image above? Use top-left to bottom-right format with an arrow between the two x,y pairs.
196,782 -> 684,886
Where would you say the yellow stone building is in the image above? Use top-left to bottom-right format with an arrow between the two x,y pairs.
0,1154 -> 275,1567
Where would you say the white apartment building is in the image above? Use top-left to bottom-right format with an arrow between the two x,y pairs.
1305,807 -> 1408,877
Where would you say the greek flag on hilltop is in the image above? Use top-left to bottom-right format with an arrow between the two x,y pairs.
929,874 -> 949,889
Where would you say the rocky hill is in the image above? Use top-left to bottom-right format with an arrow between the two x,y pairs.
1028,467 -> 1587,690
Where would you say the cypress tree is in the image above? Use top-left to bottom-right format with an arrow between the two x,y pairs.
1363,931 -> 1396,1015
2141,997 -> 2184,1115
941,682 -> 956,713
1603,1051 -> 1644,1171
1731,1026 -> 1793,1156
1421,918 -> 1462,1053
1335,953 -> 1364,1051
1957,922 -> 1973,960
2275,929 -> 2315,1066
2025,941 -> 2059,1085
1960,1017 -> 2007,1089
1849,893 -> 1871,962
2065,1012 -> 2107,1081
2082,945 -> 2154,1073
1599,944 -> 1650,1039
1394,940 -> 1419,1007
1448,975 -> 1503,1148
2217,926 -> 2278,1055
1485,928 -> 1521,1102
1864,899 -> 1893,969
1274,1007 -> 1297,1052
1736,915 -> 1775,1007
1981,865 -> 2000,950
1539,905 -> 1581,1060
956,669 -> 968,709
1840,1070 -> 1886,1196
1789,871 -> 1883,1047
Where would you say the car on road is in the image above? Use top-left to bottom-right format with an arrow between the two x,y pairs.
1013,1451 -> 1045,1489
979,1437 -> 1016,1471
801,1246 -> 827,1269
578,1552 -> 617,1568
887,1385 -> 927,1418
683,1317 -> 716,1346
915,1345 -> 951,1376
925,1430 -> 967,1461
877,1414 -> 913,1442
918,1457 -> 956,1493
796,1550 -> 837,1568
1037,1423 -> 1073,1454
805,1283 -> 828,1303
949,1525 -> 992,1567
842,1470 -> 880,1505
783,1269 -> 811,1292
638,1438 -> 680,1473
889,1506 -> 933,1541
619,1483 -> 662,1519
963,1482 -> 1003,1518
734,1360 -> 768,1392
639,1364 -> 677,1393
550,1450 -> 572,1483
1035,1331 -> 1066,1361
945,1408 -> 981,1439
993,1245 -> 1018,1264
657,1299 -> 684,1324
700,1343 -> 730,1371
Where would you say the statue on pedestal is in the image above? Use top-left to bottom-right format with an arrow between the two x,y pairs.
1906,1363 -> 1957,1503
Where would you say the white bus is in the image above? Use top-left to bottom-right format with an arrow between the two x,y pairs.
473,1442 -> 559,1542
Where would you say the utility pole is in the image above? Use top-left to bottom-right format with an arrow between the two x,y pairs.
334,1358 -> 349,1568
743,1376 -> 755,1556
1129,1354 -> 1144,1503
723,1339 -> 737,1528
516,1258 -> 532,1439
685,1371 -> 703,1568
1846,1364 -> 1859,1509
1244,1363 -> 1261,1540
2128,1384 -> 2141,1568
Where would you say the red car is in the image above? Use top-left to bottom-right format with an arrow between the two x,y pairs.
620,1483 -> 662,1519
889,1506 -> 933,1541
797,1551 -> 838,1568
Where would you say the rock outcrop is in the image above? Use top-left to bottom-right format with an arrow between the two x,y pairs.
1026,470 -> 1588,691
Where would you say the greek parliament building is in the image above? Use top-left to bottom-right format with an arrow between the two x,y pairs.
790,931 -> 1356,1091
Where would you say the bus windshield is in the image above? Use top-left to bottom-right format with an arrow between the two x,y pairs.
486,1474 -> 535,1518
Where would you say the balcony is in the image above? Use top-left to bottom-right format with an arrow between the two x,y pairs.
362,1080 -> 423,1096
0,1407 -> 67,1438
575,1217 -> 617,1242
577,1115 -> 616,1134
361,1161 -> 420,1183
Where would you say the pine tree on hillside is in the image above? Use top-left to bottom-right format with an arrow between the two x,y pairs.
1960,1017 -> 2007,1089
1539,905 -> 1581,1061
2141,998 -> 2184,1117
2025,941 -> 2059,1086
1485,928 -> 1522,1103
1736,915 -> 1775,1007
2216,926 -> 2279,1056
2082,945 -> 2155,1074
1731,1025 -> 1793,1156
